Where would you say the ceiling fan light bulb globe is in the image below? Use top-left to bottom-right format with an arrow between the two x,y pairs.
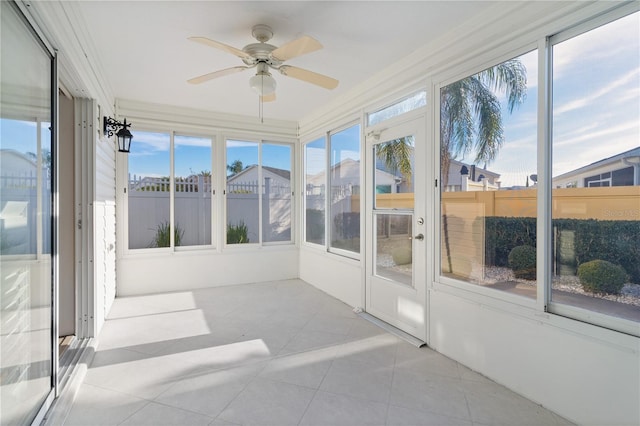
249,74 -> 276,96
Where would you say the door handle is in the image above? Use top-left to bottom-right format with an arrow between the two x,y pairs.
413,233 -> 424,241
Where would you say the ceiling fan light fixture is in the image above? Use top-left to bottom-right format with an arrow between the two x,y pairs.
249,72 -> 277,96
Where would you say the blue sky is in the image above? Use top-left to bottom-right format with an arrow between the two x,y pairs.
2,13 -> 637,188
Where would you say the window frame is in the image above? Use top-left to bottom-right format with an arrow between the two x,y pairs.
546,6 -> 640,336
173,132 -> 216,251
434,44 -> 541,311
431,4 -> 639,336
327,121 -> 362,259
302,135 -> 328,248
301,120 -> 363,260
223,136 -> 295,248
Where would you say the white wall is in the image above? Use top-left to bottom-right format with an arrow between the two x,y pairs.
118,247 -> 298,296
429,288 -> 640,426
299,248 -> 362,308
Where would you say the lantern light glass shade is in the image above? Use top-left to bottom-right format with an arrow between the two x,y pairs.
116,127 -> 133,153
249,73 -> 276,96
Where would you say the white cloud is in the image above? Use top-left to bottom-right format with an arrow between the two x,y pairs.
553,119 -> 638,148
133,131 -> 170,152
553,12 -> 639,79
175,135 -> 211,147
554,68 -> 640,115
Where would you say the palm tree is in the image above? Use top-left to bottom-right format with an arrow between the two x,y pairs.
440,58 -> 527,273
440,58 -> 527,186
376,136 -> 414,184
226,159 -> 243,175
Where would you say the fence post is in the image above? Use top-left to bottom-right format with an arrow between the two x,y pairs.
263,177 -> 271,241
198,175 -> 205,244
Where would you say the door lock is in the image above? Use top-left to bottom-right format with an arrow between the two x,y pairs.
417,217 -> 424,225
414,233 -> 424,241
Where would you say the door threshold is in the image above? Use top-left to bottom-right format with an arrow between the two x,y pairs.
355,309 -> 426,347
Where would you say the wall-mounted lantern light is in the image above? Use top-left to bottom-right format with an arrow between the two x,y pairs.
103,116 -> 133,153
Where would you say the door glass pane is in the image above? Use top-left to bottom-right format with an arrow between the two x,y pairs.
375,213 -> 413,286
174,135 -> 212,247
329,124 -> 361,253
226,140 -> 258,244
262,143 -> 292,243
128,131 -> 170,249
374,135 -> 414,209
1,1 -> 53,423
304,137 -> 326,245
551,12 -> 640,323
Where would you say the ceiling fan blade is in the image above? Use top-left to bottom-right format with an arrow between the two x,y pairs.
261,93 -> 276,103
278,65 -> 339,90
271,35 -> 322,62
187,66 -> 249,84
188,36 -> 253,60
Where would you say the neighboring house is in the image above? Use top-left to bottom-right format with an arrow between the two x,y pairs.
443,159 -> 501,192
306,158 -> 398,193
227,165 -> 291,194
553,147 -> 640,188
0,149 -> 49,254
0,149 -> 38,177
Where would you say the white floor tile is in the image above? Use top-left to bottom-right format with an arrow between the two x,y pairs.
464,381 -> 560,425
154,363 -> 262,417
259,347 -> 334,389
300,391 -> 388,425
389,370 -> 471,422
217,377 -> 316,425
319,358 -> 394,403
63,383 -> 148,426
386,404 -> 473,426
119,401 -> 213,425
65,280 -> 570,426
84,348 -> 210,400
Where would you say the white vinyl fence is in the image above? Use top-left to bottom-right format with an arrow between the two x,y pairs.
128,175 -> 292,248
0,171 -> 51,255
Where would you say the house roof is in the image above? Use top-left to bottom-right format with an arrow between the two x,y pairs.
553,147 -> 640,180
227,165 -> 291,182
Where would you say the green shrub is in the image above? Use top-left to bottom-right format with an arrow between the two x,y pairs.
483,217 -> 536,267
151,222 -> 183,247
483,217 -> 639,284
508,245 -> 536,280
577,260 -> 628,295
227,221 -> 249,244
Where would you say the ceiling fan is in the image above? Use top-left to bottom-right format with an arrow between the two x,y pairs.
187,24 -> 339,101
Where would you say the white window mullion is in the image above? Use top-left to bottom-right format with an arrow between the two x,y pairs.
170,132 -> 175,249
324,132 -> 330,251
258,141 -> 263,245
537,37 -> 552,312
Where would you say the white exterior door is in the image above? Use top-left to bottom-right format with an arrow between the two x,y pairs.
365,116 -> 426,340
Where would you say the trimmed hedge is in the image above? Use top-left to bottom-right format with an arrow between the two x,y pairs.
482,217 -> 639,284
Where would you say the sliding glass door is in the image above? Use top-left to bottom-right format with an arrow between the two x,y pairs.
1,2 -> 55,423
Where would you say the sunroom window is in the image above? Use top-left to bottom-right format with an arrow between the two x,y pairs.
225,139 -> 293,245
439,50 -> 538,298
303,123 -> 361,256
128,131 -> 171,249
304,137 -> 326,245
550,11 -> 640,326
174,135 -> 213,247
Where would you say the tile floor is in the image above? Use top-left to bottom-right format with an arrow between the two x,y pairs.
64,279 -> 572,426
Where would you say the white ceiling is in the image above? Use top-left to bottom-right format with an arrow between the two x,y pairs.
75,1 -> 499,122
